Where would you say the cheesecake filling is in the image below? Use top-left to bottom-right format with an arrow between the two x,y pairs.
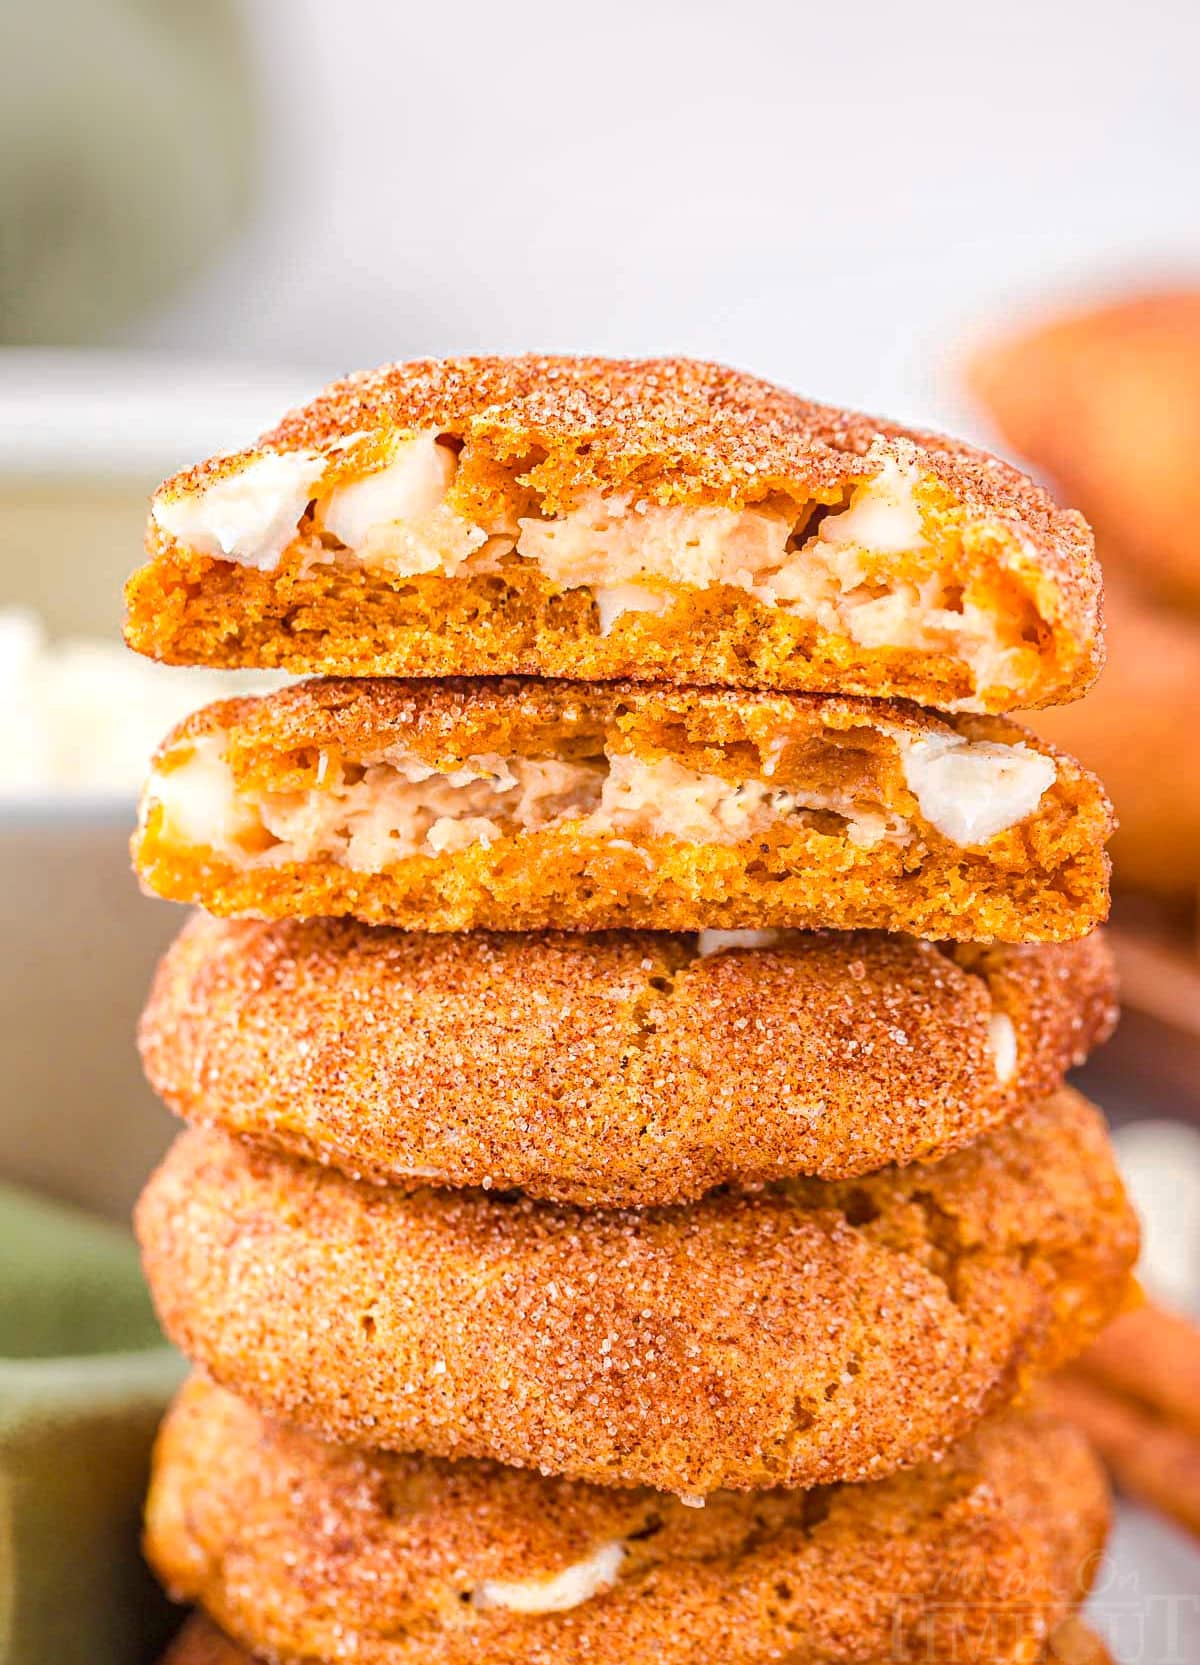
696,928 -> 785,957
154,450 -> 324,570
471,1540 -> 626,1614
894,732 -> 1057,845
152,437 -> 1034,703
144,725 -> 1056,872
987,1011 -> 1019,1084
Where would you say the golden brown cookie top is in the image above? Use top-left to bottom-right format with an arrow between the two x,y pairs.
153,668 -> 1039,757
136,355 -> 1102,711
160,1615 -> 1116,1665
159,353 -> 1084,539
140,916 -> 1117,1202
148,1377 -> 1109,1665
136,1089 -> 1138,1495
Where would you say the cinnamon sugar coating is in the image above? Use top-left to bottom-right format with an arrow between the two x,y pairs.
140,917 -> 1117,1203
125,355 -> 1101,710
135,1089 -> 1137,1495
161,1616 -> 1115,1665
147,1379 -> 1108,1665
133,677 -> 1112,943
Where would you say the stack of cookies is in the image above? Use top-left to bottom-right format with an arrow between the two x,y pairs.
126,358 -> 1136,1665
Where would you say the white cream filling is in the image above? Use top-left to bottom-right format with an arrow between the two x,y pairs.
597,754 -> 904,850
144,725 -> 1057,871
472,1540 -> 626,1614
895,733 -> 1056,846
696,929 -> 784,957
322,434 -> 490,576
591,582 -> 674,635
264,752 -> 602,870
817,455 -> 927,554
514,493 -> 795,595
147,735 -> 264,851
152,450 -> 325,570
322,434 -> 455,546
144,740 -> 905,868
152,436 -> 1028,702
987,1011 -> 1018,1084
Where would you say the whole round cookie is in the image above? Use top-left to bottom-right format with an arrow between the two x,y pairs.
160,1616 -> 1116,1665
133,676 -> 1112,942
141,917 -> 1117,1202
135,1089 -> 1137,1495
147,1378 -> 1109,1665
127,354 -> 1102,713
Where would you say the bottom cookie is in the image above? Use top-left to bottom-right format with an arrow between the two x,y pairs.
160,1614 -> 1115,1665
146,1378 -> 1109,1665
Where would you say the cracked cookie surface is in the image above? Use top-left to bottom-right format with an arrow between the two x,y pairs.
148,1379 -> 1108,1665
161,1616 -> 1115,1665
135,1089 -> 1137,1494
140,917 -> 1117,1202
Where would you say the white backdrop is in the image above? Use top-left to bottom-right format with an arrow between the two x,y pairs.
123,0 -> 1199,433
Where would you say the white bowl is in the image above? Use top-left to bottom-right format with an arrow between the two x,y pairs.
0,351 -> 309,1218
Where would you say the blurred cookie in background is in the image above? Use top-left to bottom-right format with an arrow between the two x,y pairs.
970,288 -> 1200,612
969,287 -> 1200,1126
1033,576 -> 1200,906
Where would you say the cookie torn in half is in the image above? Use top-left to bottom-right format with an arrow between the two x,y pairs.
147,1378 -> 1109,1665
140,916 -> 1117,1203
126,356 -> 1102,712
133,677 -> 1112,942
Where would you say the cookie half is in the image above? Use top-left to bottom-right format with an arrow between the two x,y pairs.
140,917 -> 1117,1203
135,1089 -> 1137,1495
125,355 -> 1101,713
133,677 -> 1111,941
147,1379 -> 1108,1665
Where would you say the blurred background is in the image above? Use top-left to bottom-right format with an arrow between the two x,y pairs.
2,0 -> 1199,1657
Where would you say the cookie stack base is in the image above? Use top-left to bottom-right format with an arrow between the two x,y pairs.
162,1615 -> 1116,1665
147,1378 -> 1110,1665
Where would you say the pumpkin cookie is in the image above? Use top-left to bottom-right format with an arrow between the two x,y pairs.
1034,577 -> 1200,900
126,355 -> 1101,712
971,288 -> 1200,611
160,1616 -> 1116,1665
140,916 -> 1117,1203
147,1379 -> 1108,1665
135,1089 -> 1137,1496
133,677 -> 1112,941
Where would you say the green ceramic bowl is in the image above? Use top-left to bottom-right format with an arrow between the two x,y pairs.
0,1183 -> 184,1665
